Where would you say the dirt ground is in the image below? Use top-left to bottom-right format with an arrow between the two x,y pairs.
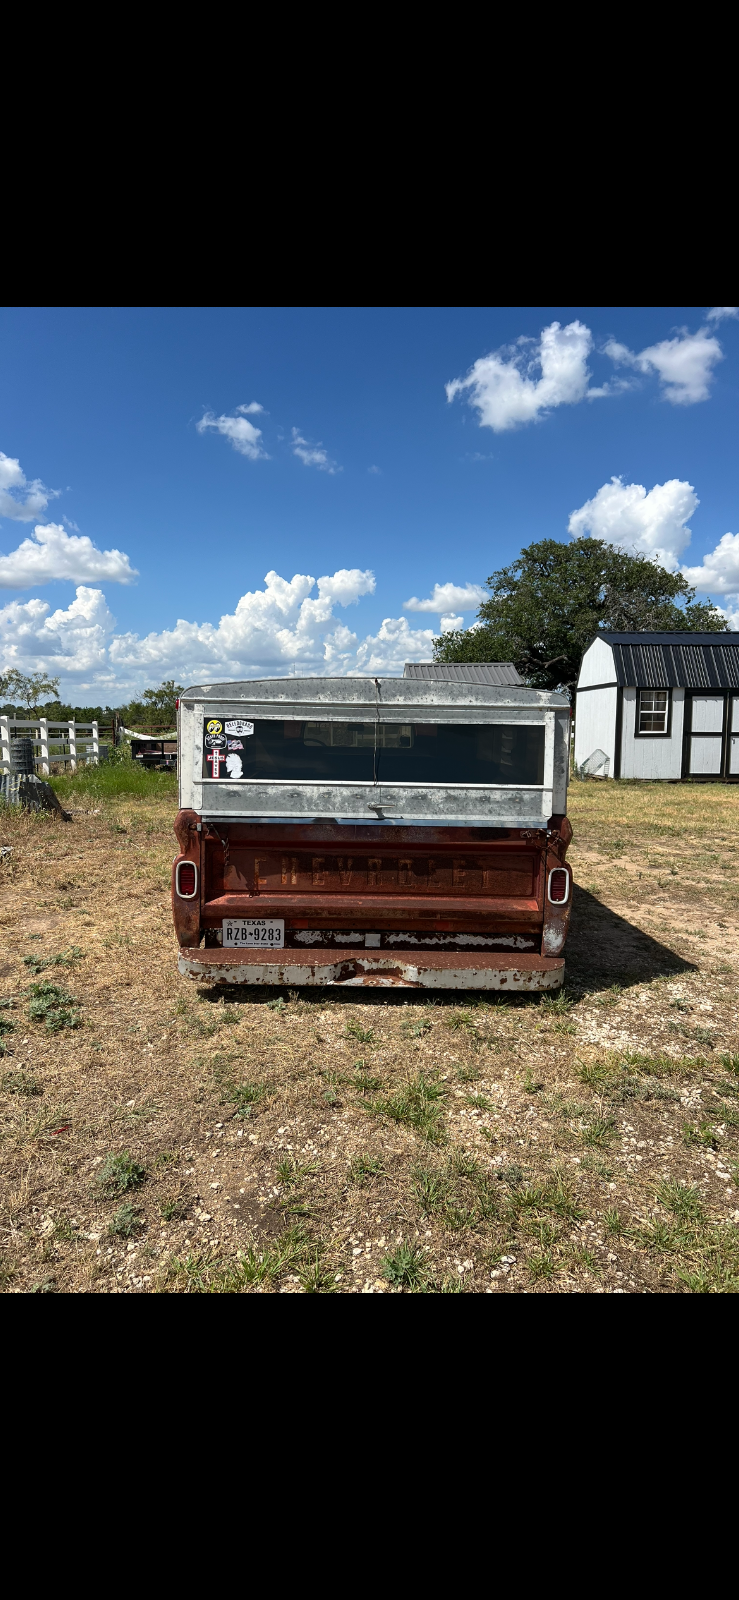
2,777 -> 739,1294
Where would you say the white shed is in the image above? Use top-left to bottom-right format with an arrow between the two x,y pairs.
575,631 -> 739,782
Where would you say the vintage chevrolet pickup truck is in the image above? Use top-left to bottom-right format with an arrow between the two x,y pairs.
171,665 -> 572,990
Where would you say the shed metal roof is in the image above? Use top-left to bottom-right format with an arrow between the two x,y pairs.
594,632 -> 739,690
403,661 -> 525,686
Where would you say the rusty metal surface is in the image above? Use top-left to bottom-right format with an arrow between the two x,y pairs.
172,807 -> 575,955
217,842 -> 540,896
541,853 -> 573,956
204,892 -> 541,918
178,947 -> 565,990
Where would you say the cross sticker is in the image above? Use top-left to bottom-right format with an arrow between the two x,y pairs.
207,749 -> 226,777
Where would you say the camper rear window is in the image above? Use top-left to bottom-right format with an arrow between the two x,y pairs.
201,719 -> 544,785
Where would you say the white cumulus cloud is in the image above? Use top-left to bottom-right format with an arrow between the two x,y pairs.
604,327 -> 723,404
196,403 -> 267,459
0,451 -> 59,523
446,320 -> 595,432
569,477 -> 698,571
681,534 -> 739,595
404,581 -> 486,614
0,567 -> 443,696
291,429 -> 340,473
108,568 -> 376,681
0,522 -> 138,590
0,586 -> 116,677
354,616 -> 438,676
448,315 -> 730,434
569,475 -> 739,607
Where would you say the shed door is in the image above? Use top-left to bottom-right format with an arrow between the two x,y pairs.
730,698 -> 739,775
690,695 -> 724,775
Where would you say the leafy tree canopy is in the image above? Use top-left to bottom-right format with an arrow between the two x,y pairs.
0,669 -> 60,712
118,680 -> 184,729
433,537 -> 729,694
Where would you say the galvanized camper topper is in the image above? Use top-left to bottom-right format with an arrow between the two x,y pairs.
179,675 -> 571,826
173,671 -> 573,990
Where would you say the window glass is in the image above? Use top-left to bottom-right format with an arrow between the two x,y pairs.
201,719 -> 545,784
638,690 -> 669,734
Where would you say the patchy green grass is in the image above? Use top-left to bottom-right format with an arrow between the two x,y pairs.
277,1157 -> 319,1188
656,1180 -> 705,1221
2,1068 -> 42,1096
375,1072 -> 447,1144
4,776 -> 739,1296
50,761 -> 178,803
381,1241 -> 428,1290
347,1154 -> 384,1186
412,1153 -> 498,1232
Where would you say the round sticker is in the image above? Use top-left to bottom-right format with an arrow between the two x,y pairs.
206,719 -> 223,735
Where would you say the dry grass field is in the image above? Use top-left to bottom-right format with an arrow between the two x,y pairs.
2,771 -> 739,1294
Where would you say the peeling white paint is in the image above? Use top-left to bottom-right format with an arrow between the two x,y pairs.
178,953 -> 564,990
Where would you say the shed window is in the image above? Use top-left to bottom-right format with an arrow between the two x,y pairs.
638,690 -> 669,734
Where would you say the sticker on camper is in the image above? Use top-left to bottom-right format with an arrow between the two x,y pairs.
225,720 -> 254,736
202,717 -> 247,777
206,749 -> 228,777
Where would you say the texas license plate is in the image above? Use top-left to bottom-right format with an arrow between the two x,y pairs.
223,918 -> 285,948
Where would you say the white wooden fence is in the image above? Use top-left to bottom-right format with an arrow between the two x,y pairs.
0,717 -> 101,775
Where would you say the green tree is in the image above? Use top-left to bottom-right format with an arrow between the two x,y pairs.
119,679 -> 184,729
433,537 -> 729,695
0,669 -> 61,712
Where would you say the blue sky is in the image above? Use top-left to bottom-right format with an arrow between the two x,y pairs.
1,305 -> 738,699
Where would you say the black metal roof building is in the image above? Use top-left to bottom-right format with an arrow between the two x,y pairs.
403,662 -> 525,686
576,632 -> 739,781
602,632 -> 739,691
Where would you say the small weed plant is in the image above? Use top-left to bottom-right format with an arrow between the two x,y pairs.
381,1241 -> 428,1290
345,1020 -> 376,1045
23,946 -> 84,975
109,1204 -> 143,1237
2,1068 -> 41,1095
97,1152 -> 147,1194
26,981 -> 81,1032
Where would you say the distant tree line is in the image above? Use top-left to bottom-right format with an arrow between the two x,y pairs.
0,671 -> 183,728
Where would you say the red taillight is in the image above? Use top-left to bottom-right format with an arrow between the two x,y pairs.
175,698 -> 179,710
548,867 -> 569,904
177,861 -> 197,898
